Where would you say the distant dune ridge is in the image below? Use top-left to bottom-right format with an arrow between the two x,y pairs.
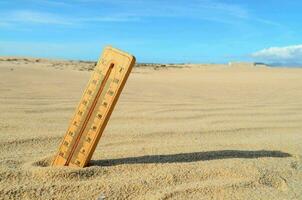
0,56 -> 273,71
0,57 -> 301,199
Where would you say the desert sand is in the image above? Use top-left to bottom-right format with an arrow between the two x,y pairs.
0,57 -> 301,199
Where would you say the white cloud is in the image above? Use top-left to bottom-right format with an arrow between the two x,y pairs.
0,10 -> 139,26
251,45 -> 302,63
79,16 -> 140,22
0,22 -> 10,27
74,0 -> 279,27
0,1 -> 281,27
0,10 -> 73,25
14,10 -> 73,25
89,0 -> 250,23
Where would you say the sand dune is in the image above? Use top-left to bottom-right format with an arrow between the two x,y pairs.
0,58 -> 301,199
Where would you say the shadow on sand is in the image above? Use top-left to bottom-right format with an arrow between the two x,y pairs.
90,150 -> 291,167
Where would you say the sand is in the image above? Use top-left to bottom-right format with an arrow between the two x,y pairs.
0,57 -> 301,199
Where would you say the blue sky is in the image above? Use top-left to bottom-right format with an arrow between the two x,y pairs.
0,0 -> 301,64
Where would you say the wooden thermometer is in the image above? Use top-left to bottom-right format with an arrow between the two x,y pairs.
52,46 -> 135,167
